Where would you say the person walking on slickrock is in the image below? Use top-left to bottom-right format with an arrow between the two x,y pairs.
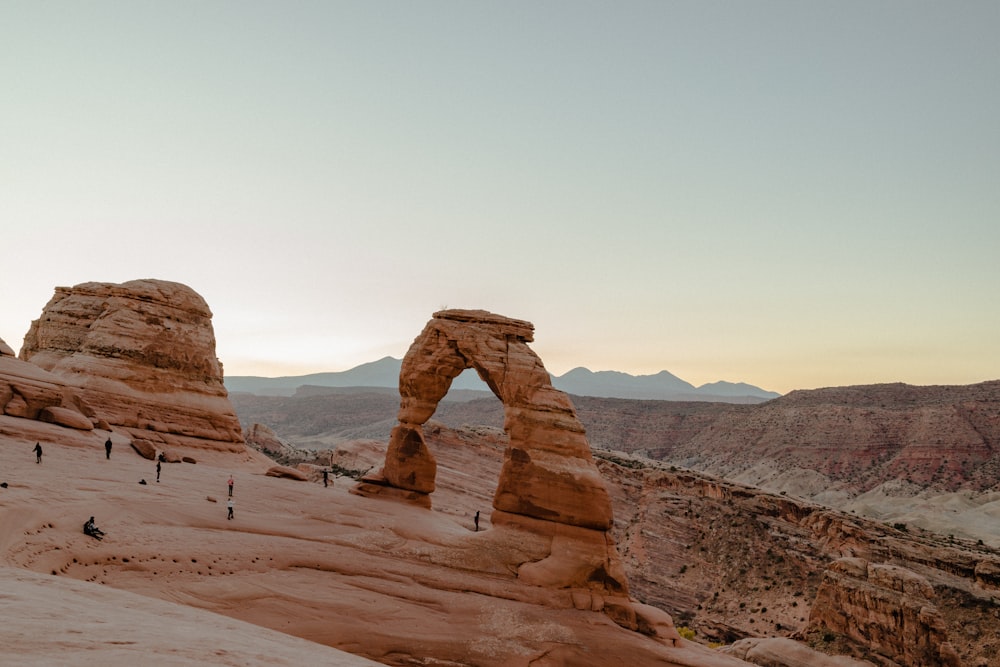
227,498 -> 234,520
474,510 -> 480,532
323,469 -> 329,488
33,442 -> 42,464
105,436 -> 113,460
156,459 -> 161,483
227,475 -> 234,498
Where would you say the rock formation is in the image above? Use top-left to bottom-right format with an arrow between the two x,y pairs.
245,423 -> 308,463
804,557 -> 960,667
1,348 -> 92,429
356,310 -> 672,640
19,279 -> 244,455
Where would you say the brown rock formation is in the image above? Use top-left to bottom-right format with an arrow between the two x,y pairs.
0,352 -> 91,426
804,557 -> 960,667
245,423 -> 307,463
19,280 -> 244,455
38,406 -> 93,430
265,465 -> 309,481
357,310 -> 654,636
0,337 -> 15,357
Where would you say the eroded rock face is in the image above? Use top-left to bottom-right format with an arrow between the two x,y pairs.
806,557 -> 960,667
374,309 -> 613,530
357,310 -> 648,634
19,280 -> 243,454
0,353 -> 91,425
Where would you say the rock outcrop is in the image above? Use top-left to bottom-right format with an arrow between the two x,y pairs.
245,423 -> 308,463
356,310 -> 666,638
1,351 -> 91,426
19,280 -> 244,455
804,557 -> 960,667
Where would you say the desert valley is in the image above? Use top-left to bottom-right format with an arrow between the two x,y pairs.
2,279 -> 999,667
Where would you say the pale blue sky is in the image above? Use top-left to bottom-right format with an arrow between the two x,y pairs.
2,1 -> 998,394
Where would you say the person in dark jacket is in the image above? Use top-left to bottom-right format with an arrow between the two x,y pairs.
83,516 -> 105,540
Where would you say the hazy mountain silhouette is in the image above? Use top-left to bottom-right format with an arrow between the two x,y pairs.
226,357 -> 780,403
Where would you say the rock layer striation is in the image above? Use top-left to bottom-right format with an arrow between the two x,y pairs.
19,279 -> 243,454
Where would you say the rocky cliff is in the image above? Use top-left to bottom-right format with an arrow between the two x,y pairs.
18,279 -> 244,455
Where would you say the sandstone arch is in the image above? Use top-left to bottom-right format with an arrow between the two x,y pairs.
378,309 -> 613,530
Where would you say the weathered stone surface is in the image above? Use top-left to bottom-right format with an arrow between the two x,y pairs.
0,337 -> 14,357
806,557 -> 960,667
19,280 -> 244,454
265,465 -> 309,481
38,406 -> 93,430
131,439 -> 157,460
722,637 -> 875,666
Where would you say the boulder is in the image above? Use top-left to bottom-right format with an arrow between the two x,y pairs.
131,440 -> 157,460
266,465 -> 309,481
38,406 -> 93,431
723,637 -> 875,666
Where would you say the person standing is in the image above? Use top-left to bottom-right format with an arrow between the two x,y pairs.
322,469 -> 329,488
227,475 -> 234,498
227,498 -> 234,520
105,436 -> 113,460
33,442 -> 42,464
156,459 -> 161,483
474,510 -> 480,532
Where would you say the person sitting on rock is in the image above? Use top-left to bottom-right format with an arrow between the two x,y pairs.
83,516 -> 105,540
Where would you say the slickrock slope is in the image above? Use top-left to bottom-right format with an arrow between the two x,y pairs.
0,566 -> 382,667
0,423 -> 748,667
19,280 -> 244,456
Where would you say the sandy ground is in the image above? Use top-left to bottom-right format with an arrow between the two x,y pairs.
0,417 -> 748,666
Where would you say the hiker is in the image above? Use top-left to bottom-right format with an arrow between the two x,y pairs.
33,442 -> 42,464
156,459 -> 161,482
474,510 -> 480,532
227,475 -> 234,498
322,469 -> 329,488
227,498 -> 234,520
83,516 -> 105,540
105,436 -> 113,459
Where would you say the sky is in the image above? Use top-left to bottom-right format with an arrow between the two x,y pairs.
2,1 -> 998,395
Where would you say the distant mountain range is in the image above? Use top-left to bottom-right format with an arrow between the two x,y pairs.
225,356 -> 780,403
